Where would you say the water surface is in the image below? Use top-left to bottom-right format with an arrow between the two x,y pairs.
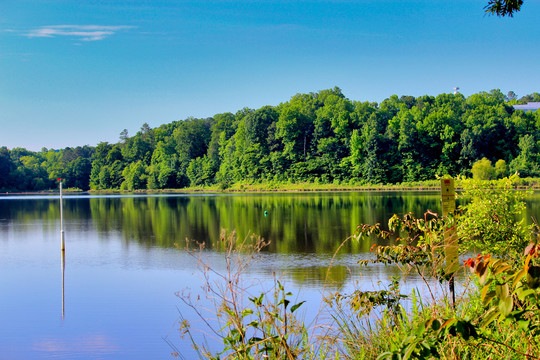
0,191 -> 501,358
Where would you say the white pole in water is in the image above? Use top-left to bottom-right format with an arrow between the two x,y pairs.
61,250 -> 65,320
59,178 -> 65,252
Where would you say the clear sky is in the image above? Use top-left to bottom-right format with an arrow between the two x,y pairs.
1,0 -> 539,151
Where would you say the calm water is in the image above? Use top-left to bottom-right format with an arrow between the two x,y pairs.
1,191 -> 538,359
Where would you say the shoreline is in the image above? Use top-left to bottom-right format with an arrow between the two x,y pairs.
2,179 -> 540,195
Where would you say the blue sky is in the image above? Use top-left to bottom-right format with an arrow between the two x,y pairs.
1,0 -> 539,151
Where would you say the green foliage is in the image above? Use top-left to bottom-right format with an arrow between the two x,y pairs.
174,231 -> 322,360
510,135 -> 540,178
64,157 -> 92,190
463,242 -> 540,358
5,89 -> 540,192
355,210 -> 451,286
494,159 -> 508,179
457,177 -> 532,258
328,182 -> 540,359
471,157 -> 495,180
168,181 -> 540,359
208,282 -> 308,360
0,146 -> 15,190
147,141 -> 181,189
484,0 -> 523,17
186,156 -> 215,186
121,161 -> 147,190
121,123 -> 156,165
328,276 -> 407,322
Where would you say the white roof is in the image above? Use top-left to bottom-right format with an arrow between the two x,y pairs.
513,102 -> 540,111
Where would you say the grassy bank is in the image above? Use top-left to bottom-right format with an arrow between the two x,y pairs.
0,188 -> 85,195
6,177 -> 540,195
94,177 -> 540,193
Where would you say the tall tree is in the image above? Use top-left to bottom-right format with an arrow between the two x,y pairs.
0,147 -> 15,190
174,117 -> 213,187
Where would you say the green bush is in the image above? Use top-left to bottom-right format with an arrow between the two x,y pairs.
457,177 -> 532,258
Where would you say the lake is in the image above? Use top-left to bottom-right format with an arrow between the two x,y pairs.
1,191 -> 538,359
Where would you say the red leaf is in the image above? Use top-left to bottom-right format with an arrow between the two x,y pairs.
525,243 -> 535,256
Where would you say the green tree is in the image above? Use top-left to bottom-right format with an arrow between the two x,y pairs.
90,142 -> 112,189
121,161 -> 148,190
345,129 -> 363,179
243,106 -> 278,152
519,92 -> 540,103
174,117 -> 213,187
471,157 -> 495,180
0,147 -> 15,190
395,107 -> 422,181
460,95 -> 514,170
14,153 -> 50,190
147,140 -> 180,189
186,156 -> 215,186
312,89 -> 357,180
64,157 -> 92,190
216,132 -> 240,185
276,94 -> 317,165
361,113 -> 394,184
494,159 -> 508,178
90,142 -> 125,190
121,123 -> 155,165
207,112 -> 237,173
510,134 -> 540,177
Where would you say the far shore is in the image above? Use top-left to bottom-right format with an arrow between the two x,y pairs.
3,178 -> 540,195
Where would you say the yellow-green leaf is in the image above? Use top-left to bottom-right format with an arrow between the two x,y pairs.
499,295 -> 513,317
513,268 -> 528,288
481,308 -> 499,328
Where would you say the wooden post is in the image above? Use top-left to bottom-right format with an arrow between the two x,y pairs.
441,177 -> 458,307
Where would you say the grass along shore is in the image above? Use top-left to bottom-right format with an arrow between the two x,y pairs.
93,177 -> 540,193
4,177 -> 540,195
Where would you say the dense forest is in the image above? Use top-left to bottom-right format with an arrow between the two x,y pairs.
1,88 -> 540,192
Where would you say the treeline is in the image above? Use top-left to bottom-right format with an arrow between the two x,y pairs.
1,88 -> 540,192
0,146 -> 94,191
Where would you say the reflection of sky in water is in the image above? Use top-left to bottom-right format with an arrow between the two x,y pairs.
0,193 -> 483,359
0,227 -> 465,359
0,214 -> 197,359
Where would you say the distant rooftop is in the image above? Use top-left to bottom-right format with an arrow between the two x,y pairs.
513,102 -> 540,111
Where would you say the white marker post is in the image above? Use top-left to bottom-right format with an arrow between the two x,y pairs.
441,177 -> 458,307
61,250 -> 65,320
58,178 -> 66,320
59,178 -> 65,252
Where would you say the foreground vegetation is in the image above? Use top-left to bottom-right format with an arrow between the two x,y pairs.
1,89 -> 539,193
172,178 -> 540,359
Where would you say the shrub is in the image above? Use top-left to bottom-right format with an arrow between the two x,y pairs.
457,177 -> 532,258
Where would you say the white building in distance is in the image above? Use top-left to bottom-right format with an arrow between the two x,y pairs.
513,102 -> 540,112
